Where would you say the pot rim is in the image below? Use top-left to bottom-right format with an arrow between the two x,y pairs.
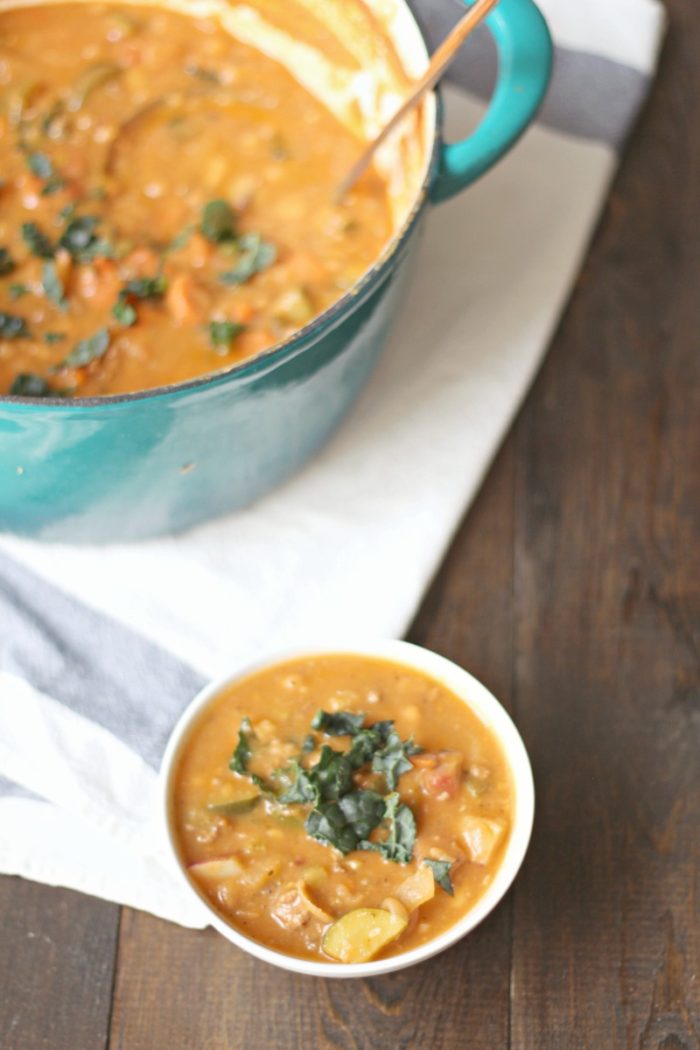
0,1 -> 440,410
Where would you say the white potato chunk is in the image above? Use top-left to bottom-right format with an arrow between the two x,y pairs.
188,856 -> 244,881
322,908 -> 407,963
394,865 -> 435,912
461,816 -> 506,865
380,896 -> 409,922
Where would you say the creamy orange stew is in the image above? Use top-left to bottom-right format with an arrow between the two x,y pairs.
0,2 -> 392,397
172,655 -> 513,964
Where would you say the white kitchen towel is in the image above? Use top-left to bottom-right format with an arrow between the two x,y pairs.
0,0 -> 666,925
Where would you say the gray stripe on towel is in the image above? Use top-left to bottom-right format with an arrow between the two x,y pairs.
411,2 -> 652,148
0,775 -> 38,801
0,551 -> 206,770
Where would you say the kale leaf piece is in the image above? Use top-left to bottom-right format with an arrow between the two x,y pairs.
218,233 -> 276,286
9,373 -> 52,396
372,729 -> 422,790
359,792 -> 416,864
223,707 -> 422,865
306,790 -> 385,854
311,710 -> 365,736
229,716 -> 253,774
22,222 -> 54,259
61,327 -> 109,368
310,744 -> 354,801
423,858 -> 455,895
59,216 -> 112,263
0,247 -> 16,275
0,311 -> 30,339
201,199 -> 237,243
279,760 -> 320,806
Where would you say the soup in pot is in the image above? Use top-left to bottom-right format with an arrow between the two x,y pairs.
0,1 -> 397,396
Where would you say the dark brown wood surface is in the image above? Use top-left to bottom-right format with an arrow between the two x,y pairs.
2,2 -> 699,1047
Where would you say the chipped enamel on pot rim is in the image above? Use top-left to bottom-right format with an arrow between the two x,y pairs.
0,0 -> 438,407
159,640 -> 535,978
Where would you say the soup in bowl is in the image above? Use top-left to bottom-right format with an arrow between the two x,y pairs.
0,0 -> 551,540
160,641 -> 535,976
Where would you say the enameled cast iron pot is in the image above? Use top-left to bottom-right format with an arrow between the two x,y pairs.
0,0 -> 552,542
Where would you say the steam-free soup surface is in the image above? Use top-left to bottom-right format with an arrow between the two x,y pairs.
0,3 -> 391,396
173,655 -> 513,963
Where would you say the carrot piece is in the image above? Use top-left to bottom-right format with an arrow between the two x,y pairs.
165,272 -> 209,324
229,300 -> 255,325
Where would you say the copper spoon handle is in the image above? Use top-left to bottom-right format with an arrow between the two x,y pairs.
336,0 -> 500,200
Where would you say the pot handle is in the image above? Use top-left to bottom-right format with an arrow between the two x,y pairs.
430,0 -> 552,203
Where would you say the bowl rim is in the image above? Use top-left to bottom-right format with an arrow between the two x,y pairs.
0,0 -> 440,410
158,639 -> 535,978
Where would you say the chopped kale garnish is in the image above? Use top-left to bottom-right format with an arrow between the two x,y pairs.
279,761 -> 320,806
305,801 -> 361,855
229,716 -> 253,774
209,319 -> 246,351
305,792 -> 385,854
61,327 -> 110,368
41,174 -> 66,196
20,145 -> 64,193
0,311 -> 30,339
122,275 -> 167,299
112,275 -> 165,327
371,729 -> 422,791
250,772 -> 276,796
42,260 -> 67,310
25,150 -> 53,179
112,297 -> 137,327
312,710 -> 365,737
337,789 -> 387,840
226,708 -> 422,863
0,248 -> 16,276
22,144 -> 65,195
423,858 -> 455,895
280,744 -> 355,806
9,283 -> 30,300
219,233 -> 276,286
167,226 -> 194,253
310,744 -> 354,801
201,199 -> 237,244
44,331 -> 67,344
58,216 -> 112,263
22,222 -> 54,259
9,373 -> 53,397
359,792 -> 416,864
303,790 -> 383,854
346,726 -> 386,769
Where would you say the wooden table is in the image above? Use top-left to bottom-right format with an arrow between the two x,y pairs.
2,5 -> 699,1047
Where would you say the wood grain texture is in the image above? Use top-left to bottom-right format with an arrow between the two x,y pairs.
509,3 -> 700,1047
0,878 -> 119,1050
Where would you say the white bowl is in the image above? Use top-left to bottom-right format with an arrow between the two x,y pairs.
159,640 -> 534,977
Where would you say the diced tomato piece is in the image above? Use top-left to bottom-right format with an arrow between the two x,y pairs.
418,751 -> 464,799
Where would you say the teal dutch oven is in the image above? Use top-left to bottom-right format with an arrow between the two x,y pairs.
0,0 -> 552,542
